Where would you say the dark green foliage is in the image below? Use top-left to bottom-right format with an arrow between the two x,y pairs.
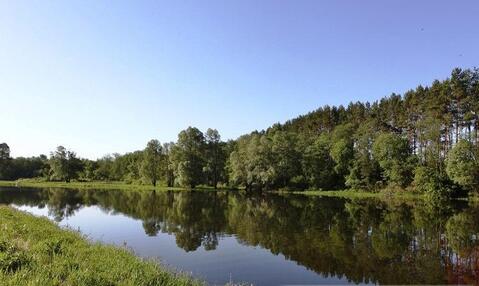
0,143 -> 13,180
0,143 -> 10,160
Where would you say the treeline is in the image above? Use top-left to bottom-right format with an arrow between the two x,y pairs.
229,68 -> 479,196
0,128 -> 229,189
1,67 -> 479,196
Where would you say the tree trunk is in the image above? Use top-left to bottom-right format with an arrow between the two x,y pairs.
455,123 -> 459,144
476,120 -> 479,146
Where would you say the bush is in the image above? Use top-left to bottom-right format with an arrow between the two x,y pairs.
446,140 -> 479,190
413,166 -> 453,198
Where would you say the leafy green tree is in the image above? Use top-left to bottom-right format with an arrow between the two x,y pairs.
49,146 -> 83,182
302,134 -> 337,189
171,127 -> 206,188
270,131 -> 301,188
227,133 -> 276,190
248,135 -> 276,189
228,136 -> 249,188
141,139 -> 163,186
10,155 -> 49,179
346,124 -> 380,189
120,151 -> 143,182
162,142 -> 175,187
0,143 -> 12,179
330,124 -> 355,185
82,159 -> 99,181
204,129 -> 225,189
95,155 -> 115,180
413,166 -> 452,198
372,133 -> 414,187
0,143 -> 10,160
446,139 -> 479,189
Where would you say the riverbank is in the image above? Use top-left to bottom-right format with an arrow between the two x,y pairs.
0,180 -> 451,201
289,189 -> 423,200
0,179 -> 167,191
0,179 -> 230,192
0,180 -> 422,199
0,206 -> 202,286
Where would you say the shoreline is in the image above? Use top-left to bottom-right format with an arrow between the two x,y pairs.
0,179 -> 428,200
0,205 -> 202,285
0,180 -> 229,192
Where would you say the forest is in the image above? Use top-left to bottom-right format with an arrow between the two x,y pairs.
1,67 -> 478,197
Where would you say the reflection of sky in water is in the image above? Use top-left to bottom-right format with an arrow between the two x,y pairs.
14,205 -> 355,286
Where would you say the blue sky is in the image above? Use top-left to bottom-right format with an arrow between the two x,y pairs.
1,0 -> 478,159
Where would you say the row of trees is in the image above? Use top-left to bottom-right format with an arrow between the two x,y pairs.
0,128 -> 229,189
1,67 -> 478,195
228,67 -> 479,196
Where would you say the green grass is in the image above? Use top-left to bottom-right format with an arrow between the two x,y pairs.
286,189 -> 424,200
0,206 -> 204,286
0,179 -> 149,190
0,179 -> 428,201
0,179 -> 233,192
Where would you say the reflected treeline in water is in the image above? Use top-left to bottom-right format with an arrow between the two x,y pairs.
1,187 -> 479,284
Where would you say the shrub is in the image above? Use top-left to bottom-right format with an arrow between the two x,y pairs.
413,166 -> 454,198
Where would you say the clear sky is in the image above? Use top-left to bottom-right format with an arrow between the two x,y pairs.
1,0 -> 478,159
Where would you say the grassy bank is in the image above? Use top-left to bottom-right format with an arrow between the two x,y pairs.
0,206 -> 202,286
0,179 -> 231,192
289,189 -> 423,200
0,179 -> 172,191
0,179 -> 426,201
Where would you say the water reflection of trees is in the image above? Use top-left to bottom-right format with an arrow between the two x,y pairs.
2,187 -> 479,284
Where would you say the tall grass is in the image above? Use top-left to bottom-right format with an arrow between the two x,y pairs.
0,206 -> 203,286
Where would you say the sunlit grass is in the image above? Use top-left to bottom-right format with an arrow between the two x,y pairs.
0,179 -> 234,192
0,206 -> 203,286
287,188 -> 424,200
1,179 -> 463,202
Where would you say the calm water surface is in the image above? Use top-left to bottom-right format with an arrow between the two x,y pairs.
1,187 -> 478,285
